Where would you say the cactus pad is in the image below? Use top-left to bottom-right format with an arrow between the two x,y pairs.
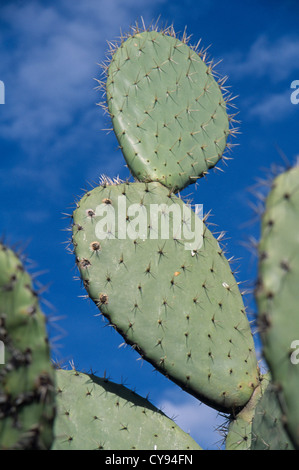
226,373 -> 295,450
0,243 -> 56,450
72,180 -> 258,412
104,28 -> 233,192
251,376 -> 295,450
52,368 -> 201,450
256,164 -> 299,449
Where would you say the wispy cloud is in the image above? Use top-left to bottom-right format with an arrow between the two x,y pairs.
222,33 -> 299,123
224,34 -> 299,82
1,2 -> 99,144
0,0 -> 161,145
0,0 -> 165,193
249,89 -> 296,122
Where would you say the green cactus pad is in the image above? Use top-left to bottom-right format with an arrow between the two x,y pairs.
225,375 -> 267,450
256,165 -> 299,449
72,180 -> 258,413
0,243 -> 56,450
251,375 -> 295,450
104,28 -> 233,192
52,368 -> 201,450
226,373 -> 295,450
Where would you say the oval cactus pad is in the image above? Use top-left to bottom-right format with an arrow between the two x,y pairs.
72,180 -> 258,412
105,29 -> 233,192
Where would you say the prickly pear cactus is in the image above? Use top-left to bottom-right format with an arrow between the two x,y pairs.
225,375 -> 267,450
52,368 -> 201,450
102,26 -> 236,192
0,243 -> 56,450
251,375 -> 295,450
256,164 -> 299,449
72,179 -> 259,413
225,373 -> 294,450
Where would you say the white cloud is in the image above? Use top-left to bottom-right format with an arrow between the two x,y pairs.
0,2 -> 111,144
0,0 -> 167,144
224,34 -> 299,82
221,33 -> 299,123
0,0 -> 166,192
249,89 -> 296,122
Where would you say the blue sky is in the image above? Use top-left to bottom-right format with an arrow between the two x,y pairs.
1,0 -> 299,450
